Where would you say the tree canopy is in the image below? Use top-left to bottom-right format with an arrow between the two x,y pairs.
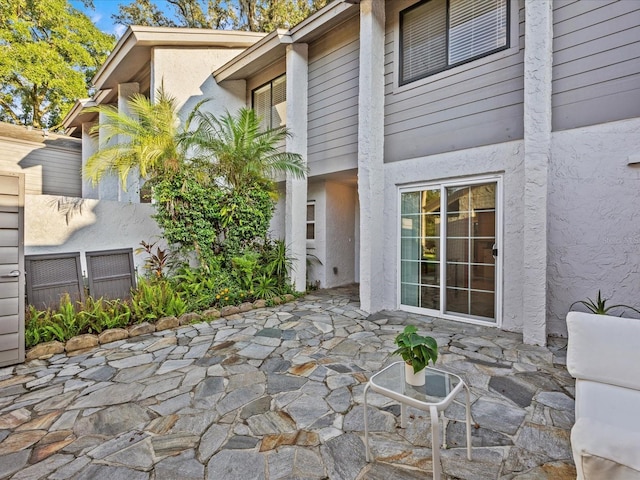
112,0 -> 328,32
0,0 -> 115,129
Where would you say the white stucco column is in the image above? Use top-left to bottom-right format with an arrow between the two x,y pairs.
523,1 -> 553,345
357,0 -> 385,313
81,122 -> 99,199
285,43 -> 308,292
97,109 -> 119,201
118,82 -> 141,203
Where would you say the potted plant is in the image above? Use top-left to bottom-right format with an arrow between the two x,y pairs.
570,290 -> 640,316
393,325 -> 438,386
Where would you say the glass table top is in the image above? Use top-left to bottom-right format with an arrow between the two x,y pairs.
369,362 -> 462,405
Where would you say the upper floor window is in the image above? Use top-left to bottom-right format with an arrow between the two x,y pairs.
252,74 -> 286,130
400,0 -> 509,85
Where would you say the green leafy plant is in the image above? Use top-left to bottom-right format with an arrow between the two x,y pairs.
231,251 -> 260,290
253,274 -> 278,300
263,239 -> 292,286
570,290 -> 640,316
136,240 -> 170,279
130,279 -> 187,323
79,297 -> 131,332
393,325 -> 438,374
25,306 -> 55,348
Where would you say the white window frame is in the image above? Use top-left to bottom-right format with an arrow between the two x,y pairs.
391,0 -> 520,94
397,174 -> 503,327
252,74 -> 287,130
306,201 -> 316,242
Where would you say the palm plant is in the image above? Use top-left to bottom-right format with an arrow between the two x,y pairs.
570,290 -> 640,316
84,88 -> 184,188
183,107 -> 306,190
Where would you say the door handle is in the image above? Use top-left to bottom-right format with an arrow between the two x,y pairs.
492,244 -> 498,258
1,270 -> 20,278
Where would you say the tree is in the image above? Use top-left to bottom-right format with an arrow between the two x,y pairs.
84,88 -> 185,187
185,107 -> 306,191
113,0 -> 328,32
0,0 -> 114,129
85,92 -> 306,266
112,0 -> 235,29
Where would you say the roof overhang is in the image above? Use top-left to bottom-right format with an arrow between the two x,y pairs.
213,0 -> 358,82
63,26 -> 265,136
93,26 -> 266,92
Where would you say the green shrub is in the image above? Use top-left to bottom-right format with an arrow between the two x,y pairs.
130,278 -> 188,323
78,297 -> 131,332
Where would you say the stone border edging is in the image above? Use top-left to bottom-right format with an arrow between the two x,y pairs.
25,294 -> 296,361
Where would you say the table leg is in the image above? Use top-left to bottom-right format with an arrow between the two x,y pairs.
464,383 -> 472,460
364,383 -> 371,462
430,405 -> 441,480
400,403 -> 407,429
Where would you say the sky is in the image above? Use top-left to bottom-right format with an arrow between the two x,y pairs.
71,1 -> 179,37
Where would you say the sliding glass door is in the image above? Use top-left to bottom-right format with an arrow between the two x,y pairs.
400,178 -> 500,324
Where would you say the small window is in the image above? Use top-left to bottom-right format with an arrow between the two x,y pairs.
306,202 -> 315,240
400,0 -> 509,85
252,74 -> 286,130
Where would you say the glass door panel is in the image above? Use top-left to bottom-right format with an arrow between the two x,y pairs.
400,181 -> 497,323
400,188 -> 441,310
445,183 -> 496,321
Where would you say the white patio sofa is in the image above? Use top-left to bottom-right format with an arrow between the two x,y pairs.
566,311 -> 640,479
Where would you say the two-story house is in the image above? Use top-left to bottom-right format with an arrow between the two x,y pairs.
63,0 -> 640,346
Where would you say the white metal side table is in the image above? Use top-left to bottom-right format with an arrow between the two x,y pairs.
363,361 -> 472,480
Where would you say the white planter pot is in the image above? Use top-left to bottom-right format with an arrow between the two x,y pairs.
404,363 -> 425,386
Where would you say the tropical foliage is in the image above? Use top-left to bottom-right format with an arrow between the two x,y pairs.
84,88 -> 184,188
184,107 -> 306,191
25,240 -> 298,348
0,0 -> 114,128
25,89 -> 307,349
570,290 -> 640,317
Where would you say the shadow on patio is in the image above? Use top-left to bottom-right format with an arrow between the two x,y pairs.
0,285 -> 576,479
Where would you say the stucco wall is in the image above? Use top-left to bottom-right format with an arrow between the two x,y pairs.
324,181 -> 357,288
382,140 -> 526,333
268,185 -> 286,242
150,47 -> 247,120
25,195 -> 163,276
547,117 -> 640,336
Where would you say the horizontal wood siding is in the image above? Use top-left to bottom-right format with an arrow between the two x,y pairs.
307,16 -> 360,173
552,0 -> 640,131
383,0 -> 525,163
0,138 -> 81,197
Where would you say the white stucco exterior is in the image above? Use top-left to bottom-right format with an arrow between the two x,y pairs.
151,47 -> 247,119
285,43 -> 309,292
60,2 -> 640,344
357,0 -> 386,313
548,117 -> 640,336
24,195 -> 163,276
522,0 -> 553,345
383,140 -> 526,332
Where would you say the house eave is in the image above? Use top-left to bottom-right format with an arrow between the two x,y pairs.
213,29 -> 291,82
93,26 -> 267,92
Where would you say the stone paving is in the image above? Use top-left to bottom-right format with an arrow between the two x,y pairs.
0,286 -> 576,479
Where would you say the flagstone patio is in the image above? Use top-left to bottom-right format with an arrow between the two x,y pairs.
0,286 -> 576,479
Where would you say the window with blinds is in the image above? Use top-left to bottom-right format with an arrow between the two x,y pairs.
252,74 -> 287,130
400,0 -> 508,85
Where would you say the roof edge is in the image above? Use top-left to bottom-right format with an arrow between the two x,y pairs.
92,26 -> 266,90
213,0 -> 357,82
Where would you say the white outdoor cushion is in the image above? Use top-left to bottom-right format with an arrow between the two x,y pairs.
572,418 -> 640,479
573,380 -> 640,433
566,312 -> 640,391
